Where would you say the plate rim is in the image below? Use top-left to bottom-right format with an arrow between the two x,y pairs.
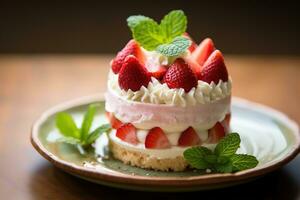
31,94 -> 300,187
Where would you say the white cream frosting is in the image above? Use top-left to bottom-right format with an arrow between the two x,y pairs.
108,129 -> 216,159
108,71 -> 232,107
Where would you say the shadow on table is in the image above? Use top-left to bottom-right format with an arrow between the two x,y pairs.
29,157 -> 300,200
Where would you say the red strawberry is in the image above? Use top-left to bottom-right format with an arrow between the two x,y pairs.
192,38 -> 215,66
207,122 -> 226,143
118,55 -> 151,91
183,32 -> 198,53
105,112 -> 123,129
198,50 -> 229,84
221,113 -> 231,132
163,58 -> 197,92
178,127 -> 201,147
145,127 -> 171,149
111,40 -> 144,74
116,123 -> 138,145
147,64 -> 167,80
184,56 -> 201,75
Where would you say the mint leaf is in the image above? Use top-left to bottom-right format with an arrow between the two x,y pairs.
156,36 -> 191,56
132,19 -> 163,50
56,137 -> 81,145
231,154 -> 259,172
160,10 -> 187,41
214,133 -> 240,157
215,161 -> 233,173
85,124 -> 111,145
81,104 -> 97,141
55,112 -> 80,139
183,146 -> 213,169
127,15 -> 153,31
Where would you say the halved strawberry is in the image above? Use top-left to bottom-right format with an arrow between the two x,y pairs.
184,56 -> 201,75
198,50 -> 229,84
118,55 -> 151,91
105,112 -> 123,129
163,58 -> 197,92
178,127 -> 201,147
192,38 -> 215,66
207,122 -> 226,144
145,127 -> 171,149
183,32 -> 198,53
148,64 -> 167,80
111,40 -> 144,74
116,123 -> 138,145
221,113 -> 231,132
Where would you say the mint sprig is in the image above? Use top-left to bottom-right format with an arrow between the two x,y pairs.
55,104 -> 111,154
183,133 -> 259,173
127,10 -> 190,56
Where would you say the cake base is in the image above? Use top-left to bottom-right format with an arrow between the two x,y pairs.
109,139 -> 188,171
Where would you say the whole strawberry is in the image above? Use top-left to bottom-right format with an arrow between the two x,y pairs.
118,55 -> 151,92
111,40 -> 144,74
163,58 -> 197,92
198,50 -> 228,84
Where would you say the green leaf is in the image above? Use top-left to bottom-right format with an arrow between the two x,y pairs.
214,133 -> 241,157
160,10 -> 187,41
204,154 -> 217,164
85,124 -> 111,145
132,19 -> 163,50
183,146 -> 213,169
215,161 -> 233,173
55,112 -> 80,139
231,154 -> 259,172
127,15 -> 153,31
156,36 -> 191,56
80,104 -> 97,141
56,137 -> 81,145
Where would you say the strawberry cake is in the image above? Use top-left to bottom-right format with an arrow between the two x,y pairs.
104,11 -> 232,171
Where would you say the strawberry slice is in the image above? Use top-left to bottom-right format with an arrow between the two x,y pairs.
207,122 -> 226,144
192,38 -> 215,66
111,40 -> 144,74
148,64 -> 167,80
163,58 -> 197,92
178,127 -> 201,147
145,127 -> 171,149
118,55 -> 151,91
116,123 -> 138,145
105,112 -> 123,129
221,113 -> 231,132
183,32 -> 198,53
198,50 -> 229,84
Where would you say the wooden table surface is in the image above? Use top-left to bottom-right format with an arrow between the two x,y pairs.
0,55 -> 299,199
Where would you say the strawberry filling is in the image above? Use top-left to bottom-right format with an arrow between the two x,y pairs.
106,112 -> 230,149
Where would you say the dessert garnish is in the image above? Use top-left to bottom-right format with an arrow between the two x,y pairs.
55,104 -> 111,154
127,10 -> 191,56
184,133 -> 258,173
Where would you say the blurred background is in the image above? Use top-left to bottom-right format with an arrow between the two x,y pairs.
0,0 -> 299,55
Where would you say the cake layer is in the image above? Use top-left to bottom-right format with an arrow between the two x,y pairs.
105,88 -> 231,132
110,139 -> 188,171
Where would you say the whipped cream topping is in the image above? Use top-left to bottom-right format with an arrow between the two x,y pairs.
108,129 -> 216,159
108,71 -> 232,107
142,47 -> 190,68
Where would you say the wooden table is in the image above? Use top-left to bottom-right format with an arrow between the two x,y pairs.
0,55 -> 299,199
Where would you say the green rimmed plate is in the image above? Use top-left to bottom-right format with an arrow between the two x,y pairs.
31,94 -> 300,192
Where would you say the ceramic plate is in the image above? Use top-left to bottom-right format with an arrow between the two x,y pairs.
31,95 -> 300,192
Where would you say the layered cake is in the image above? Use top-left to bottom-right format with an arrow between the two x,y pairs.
104,11 -> 232,171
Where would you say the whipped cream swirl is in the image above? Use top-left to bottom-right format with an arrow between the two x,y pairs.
108,71 -> 232,107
